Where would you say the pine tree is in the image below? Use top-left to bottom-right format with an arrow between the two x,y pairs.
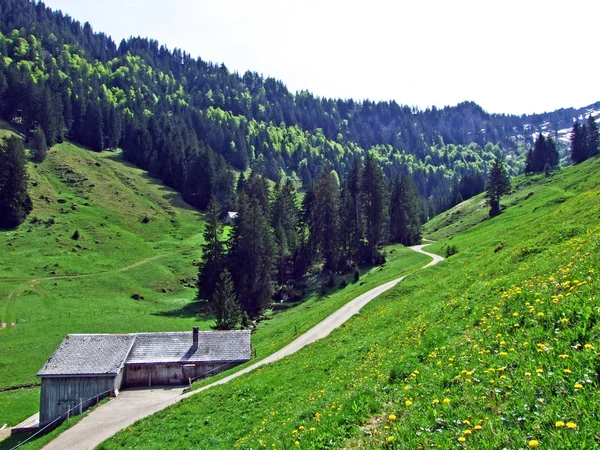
390,174 -> 422,246
0,137 -> 33,228
570,121 -> 587,164
360,153 -> 386,264
228,193 -> 275,315
31,126 -> 47,163
311,169 -> 341,271
271,179 -> 299,284
486,157 -> 511,217
212,269 -> 241,330
197,197 -> 225,302
585,115 -> 599,159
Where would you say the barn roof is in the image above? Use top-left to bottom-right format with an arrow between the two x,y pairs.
37,334 -> 135,377
126,330 -> 251,364
37,330 -> 252,377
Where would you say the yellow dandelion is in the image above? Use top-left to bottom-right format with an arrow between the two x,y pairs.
295,441 -> 300,446
388,414 -> 397,421
299,426 -> 305,431
388,436 -> 395,443
458,436 -> 466,442
432,399 -> 440,404
566,422 -> 577,429
559,354 -> 569,359
525,372 -> 532,377
528,440 -> 539,448
555,421 -> 565,428
405,400 -> 413,407
464,429 -> 472,435
563,369 -> 572,374
443,398 -> 451,404
474,425 -> 483,431
574,383 -> 583,389
536,368 -> 544,374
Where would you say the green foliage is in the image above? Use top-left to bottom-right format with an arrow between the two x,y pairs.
197,197 -> 225,302
486,157 -> 511,216
102,155 -> 600,450
212,269 -> 240,330
0,136 -> 32,228
31,126 -> 47,162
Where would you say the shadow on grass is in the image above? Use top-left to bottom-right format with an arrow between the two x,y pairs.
153,300 -> 212,320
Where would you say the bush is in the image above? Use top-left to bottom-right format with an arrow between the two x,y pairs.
445,244 -> 458,257
71,230 -> 80,240
354,270 -> 360,283
339,279 -> 348,289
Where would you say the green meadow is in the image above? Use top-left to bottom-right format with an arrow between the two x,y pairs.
0,138 -> 430,434
98,157 -> 600,450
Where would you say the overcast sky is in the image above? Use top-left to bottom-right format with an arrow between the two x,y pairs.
43,0 -> 599,115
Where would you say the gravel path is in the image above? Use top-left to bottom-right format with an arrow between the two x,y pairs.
41,243 -> 443,450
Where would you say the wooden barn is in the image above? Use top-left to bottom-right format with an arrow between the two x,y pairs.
37,328 -> 251,427
123,329 -> 252,387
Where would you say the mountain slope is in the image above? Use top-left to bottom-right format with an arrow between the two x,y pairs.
0,138 -> 210,428
98,157 -> 600,449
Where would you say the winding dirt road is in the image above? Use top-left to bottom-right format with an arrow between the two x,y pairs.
41,243 -> 443,450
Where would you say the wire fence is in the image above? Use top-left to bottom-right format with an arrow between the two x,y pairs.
10,388 -> 113,450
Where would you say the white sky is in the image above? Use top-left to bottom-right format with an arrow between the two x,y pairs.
42,0 -> 599,115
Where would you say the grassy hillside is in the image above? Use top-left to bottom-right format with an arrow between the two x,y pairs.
0,140 -> 211,427
99,157 -> 600,449
0,138 -> 431,433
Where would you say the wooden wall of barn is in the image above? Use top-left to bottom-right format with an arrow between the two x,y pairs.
124,361 -> 240,387
39,371 -> 122,425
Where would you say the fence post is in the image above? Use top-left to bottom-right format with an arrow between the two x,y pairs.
79,398 -> 83,415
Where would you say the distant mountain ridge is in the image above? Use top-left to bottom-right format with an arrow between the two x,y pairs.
0,0 -> 596,217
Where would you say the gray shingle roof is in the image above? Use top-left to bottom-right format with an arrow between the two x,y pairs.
37,330 -> 252,377
37,334 -> 135,377
126,330 -> 251,364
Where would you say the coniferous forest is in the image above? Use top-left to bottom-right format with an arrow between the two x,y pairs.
0,0 -> 599,322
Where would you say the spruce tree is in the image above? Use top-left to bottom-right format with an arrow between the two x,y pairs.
31,126 -> 47,163
271,179 -> 299,284
360,153 -> 386,264
570,121 -> 587,164
486,157 -> 511,217
311,169 -> 341,271
0,137 -> 33,228
212,269 -> 241,330
197,197 -> 225,302
228,193 -> 275,315
390,174 -> 422,246
585,115 -> 599,158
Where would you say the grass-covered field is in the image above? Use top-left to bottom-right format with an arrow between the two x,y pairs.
0,137 -> 431,434
0,141 -> 211,427
98,157 -> 600,449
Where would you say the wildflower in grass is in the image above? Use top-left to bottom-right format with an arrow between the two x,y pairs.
529,440 -> 540,448
555,421 -> 565,428
458,436 -> 466,442
559,354 -> 569,359
309,427 -> 315,432
292,430 -> 298,435
525,372 -> 532,377
295,441 -> 300,446
388,414 -> 397,421
405,400 -> 413,407
474,425 -> 483,431
298,426 -> 304,431
464,429 -> 472,435
499,351 -> 508,356
574,383 -> 583,389
566,422 -> 577,429
536,368 -> 544,374
443,398 -> 451,404
560,318 -> 569,323
388,436 -> 395,443
563,369 -> 572,374
432,399 -> 440,404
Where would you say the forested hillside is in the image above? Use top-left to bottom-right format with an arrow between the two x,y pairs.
1,0 -> 596,219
